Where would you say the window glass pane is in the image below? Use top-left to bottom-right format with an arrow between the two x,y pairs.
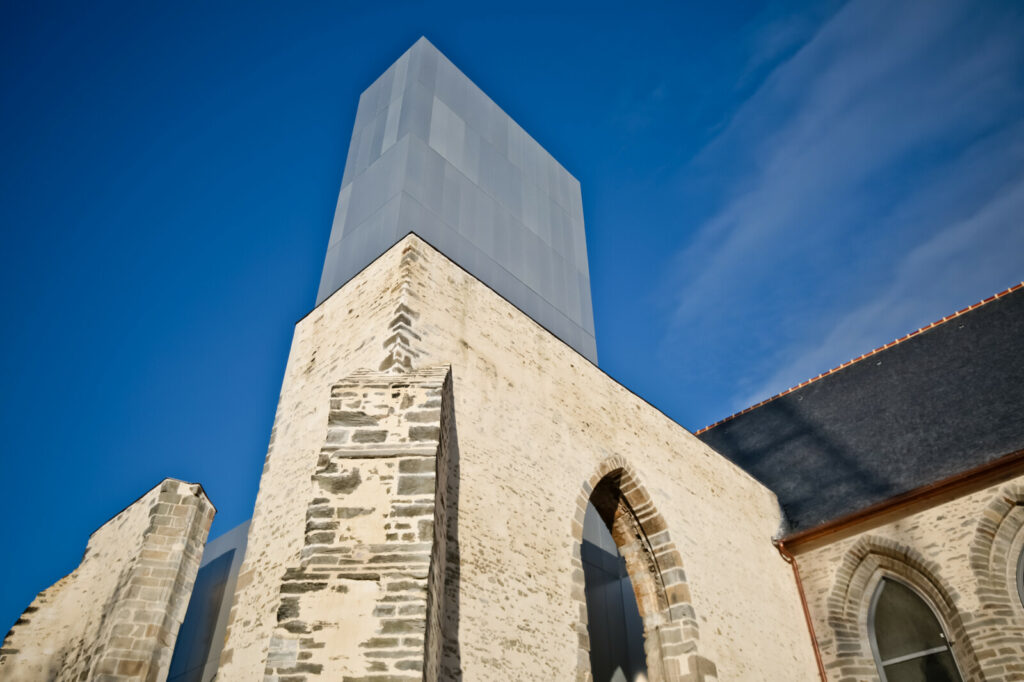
883,650 -> 960,682
873,579 -> 948,661
1016,548 -> 1024,608
582,502 -> 648,682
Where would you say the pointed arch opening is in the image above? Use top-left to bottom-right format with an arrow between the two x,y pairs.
570,457 -> 715,682
868,578 -> 963,682
967,483 -> 1024,672
826,537 -> 982,681
970,483 -> 1024,612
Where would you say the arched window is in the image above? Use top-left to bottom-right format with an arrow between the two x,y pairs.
869,578 -> 963,682
573,461 -> 710,681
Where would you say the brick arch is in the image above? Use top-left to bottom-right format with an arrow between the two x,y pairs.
826,536 -> 982,681
570,456 -> 717,682
967,483 -> 1024,681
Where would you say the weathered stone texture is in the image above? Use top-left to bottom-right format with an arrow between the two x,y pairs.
217,235 -> 818,680
216,244 -> 431,679
262,365 -> 452,681
0,479 -> 214,681
797,474 -> 1024,681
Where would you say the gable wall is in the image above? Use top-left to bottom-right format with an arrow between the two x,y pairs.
218,235 -> 819,680
796,472 -> 1024,681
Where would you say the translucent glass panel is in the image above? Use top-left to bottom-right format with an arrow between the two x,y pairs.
1017,548 -> 1024,608
870,579 -> 962,682
317,38 -> 597,363
167,551 -> 234,682
582,503 -> 647,682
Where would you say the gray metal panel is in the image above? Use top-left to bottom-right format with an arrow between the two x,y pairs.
317,37 -> 597,363
167,520 -> 251,682
581,503 -> 647,682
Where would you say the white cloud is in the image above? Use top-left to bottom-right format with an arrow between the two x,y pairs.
662,0 -> 1024,411
741,165 -> 1024,408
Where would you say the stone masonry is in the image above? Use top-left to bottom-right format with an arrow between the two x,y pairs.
573,456 -> 718,682
796,473 -> 1024,681
218,235 -> 820,680
0,479 -> 214,682
262,365 -> 454,681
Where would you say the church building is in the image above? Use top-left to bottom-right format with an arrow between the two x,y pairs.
3,38 -> 1023,682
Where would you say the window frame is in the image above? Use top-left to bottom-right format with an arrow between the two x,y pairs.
866,576 -> 964,682
1016,545 -> 1024,609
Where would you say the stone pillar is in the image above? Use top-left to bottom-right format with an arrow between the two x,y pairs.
1,479 -> 215,682
262,365 -> 452,681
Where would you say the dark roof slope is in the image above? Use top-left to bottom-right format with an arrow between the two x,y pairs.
698,284 -> 1024,532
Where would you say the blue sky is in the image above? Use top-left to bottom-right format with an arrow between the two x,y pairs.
1,1 -> 1021,632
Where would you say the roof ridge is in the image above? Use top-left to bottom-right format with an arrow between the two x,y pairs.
694,282 -> 1024,436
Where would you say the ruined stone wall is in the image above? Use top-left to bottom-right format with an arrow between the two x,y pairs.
0,479 -> 214,681
218,235 -> 819,681
217,244 -> 423,677
797,473 -> 1024,681
262,366 -> 452,681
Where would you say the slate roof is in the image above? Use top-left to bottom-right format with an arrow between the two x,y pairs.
697,283 -> 1024,533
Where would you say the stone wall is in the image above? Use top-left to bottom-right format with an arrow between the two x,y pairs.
262,366 -> 453,681
216,243 -> 425,677
218,235 -> 819,681
796,473 -> 1024,681
0,479 -> 214,681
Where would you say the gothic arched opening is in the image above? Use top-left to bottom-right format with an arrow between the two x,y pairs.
868,578 -> 963,682
582,499 -> 648,682
572,460 -> 711,682
582,470 -> 676,682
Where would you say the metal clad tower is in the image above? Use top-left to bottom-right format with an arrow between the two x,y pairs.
317,38 -> 597,363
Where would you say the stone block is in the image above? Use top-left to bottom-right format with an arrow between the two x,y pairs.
0,479 -> 214,681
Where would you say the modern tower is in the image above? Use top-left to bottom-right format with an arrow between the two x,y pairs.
317,38 -> 597,363
8,35 -> 1021,682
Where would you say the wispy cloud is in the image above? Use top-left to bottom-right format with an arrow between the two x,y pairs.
663,0 -> 1024,414
744,153 -> 1024,407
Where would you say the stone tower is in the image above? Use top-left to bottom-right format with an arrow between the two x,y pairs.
213,38 -> 816,681
1,38 -> 821,682
8,35 -> 1024,682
